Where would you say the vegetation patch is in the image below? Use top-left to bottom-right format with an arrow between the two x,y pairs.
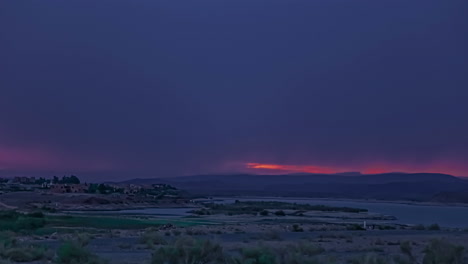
140,231 -> 168,249
0,211 -> 46,232
0,231 -> 52,262
423,239 -> 466,264
151,237 -> 225,264
1,210 -> 211,236
190,201 -> 367,216
56,235 -> 107,264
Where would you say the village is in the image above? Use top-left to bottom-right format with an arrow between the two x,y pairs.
0,175 -> 182,198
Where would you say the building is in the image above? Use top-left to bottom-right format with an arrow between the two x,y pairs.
49,184 -> 88,193
13,177 -> 36,184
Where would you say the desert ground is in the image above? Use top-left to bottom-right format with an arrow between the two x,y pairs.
1,192 -> 468,264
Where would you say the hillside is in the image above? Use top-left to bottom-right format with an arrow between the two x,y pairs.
117,173 -> 468,202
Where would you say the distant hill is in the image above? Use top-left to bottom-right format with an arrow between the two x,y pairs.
117,173 -> 468,202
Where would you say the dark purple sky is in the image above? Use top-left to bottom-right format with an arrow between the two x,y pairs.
1,0 -> 467,180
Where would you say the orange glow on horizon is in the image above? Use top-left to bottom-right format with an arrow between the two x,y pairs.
245,162 -> 467,176
246,163 -> 336,174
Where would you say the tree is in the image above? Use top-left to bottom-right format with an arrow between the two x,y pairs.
35,177 -> 47,185
58,175 -> 81,184
69,175 -> 80,184
97,184 -> 108,194
88,184 -> 98,193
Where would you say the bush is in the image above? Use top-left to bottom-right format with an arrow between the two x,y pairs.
348,253 -> 389,264
0,211 -> 46,232
3,246 -> 50,262
233,242 -> 325,264
346,224 -> 365,231
0,232 -> 52,262
400,241 -> 413,260
151,237 -> 225,264
423,239 -> 465,264
239,247 -> 277,264
56,239 -> 106,264
427,224 -> 440,231
393,255 -> 413,264
291,241 -> 325,256
291,224 -> 304,232
274,210 -> 286,216
140,231 -> 167,248
259,210 -> 269,216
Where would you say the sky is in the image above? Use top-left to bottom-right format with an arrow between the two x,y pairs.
1,0 -> 467,181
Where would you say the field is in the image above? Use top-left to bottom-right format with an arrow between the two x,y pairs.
1,199 -> 468,264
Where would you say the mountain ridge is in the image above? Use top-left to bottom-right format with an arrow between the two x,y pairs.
111,172 -> 467,202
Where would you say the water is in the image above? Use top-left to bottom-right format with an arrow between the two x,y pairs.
217,197 -> 468,228
71,198 -> 468,228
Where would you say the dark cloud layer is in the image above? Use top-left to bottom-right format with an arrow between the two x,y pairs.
1,0 -> 467,180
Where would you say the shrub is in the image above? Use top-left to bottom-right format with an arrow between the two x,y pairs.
427,224 -> 440,231
423,239 -> 465,264
348,253 -> 389,264
393,255 -> 413,264
151,237 -> 225,264
236,242 -> 325,264
274,210 -> 286,216
346,224 -> 365,231
239,247 -> 277,264
291,224 -> 304,232
190,209 -> 210,215
293,241 -> 325,256
56,241 -> 103,264
259,210 -> 269,216
378,225 -> 396,230
140,231 -> 167,248
0,232 -> 52,262
75,233 -> 91,247
400,241 -> 414,261
3,246 -> 50,262
0,211 -> 46,232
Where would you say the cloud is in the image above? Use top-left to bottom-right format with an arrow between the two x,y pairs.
246,163 -> 336,174
0,0 -> 467,179
245,161 -> 468,176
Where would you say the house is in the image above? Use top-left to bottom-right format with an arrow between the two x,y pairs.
69,184 -> 88,193
42,182 -> 53,188
123,184 -> 143,195
13,177 -> 36,184
50,184 -> 68,193
50,184 -> 88,193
